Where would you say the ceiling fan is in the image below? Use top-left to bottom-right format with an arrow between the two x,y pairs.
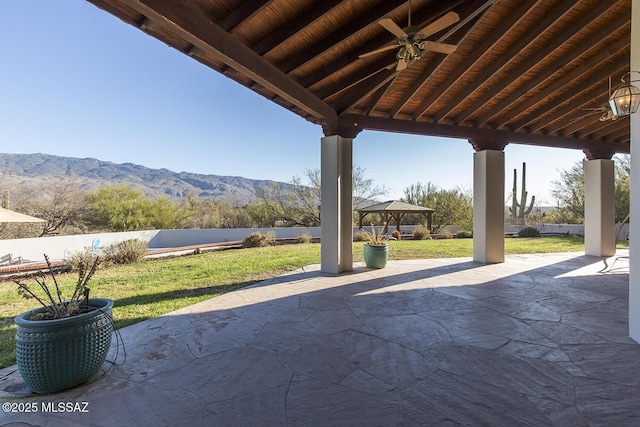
359,1 -> 460,71
579,78 -> 619,122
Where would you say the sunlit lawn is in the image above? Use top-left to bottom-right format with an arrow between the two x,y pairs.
0,236 -> 623,368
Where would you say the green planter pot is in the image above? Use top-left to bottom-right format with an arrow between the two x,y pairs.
15,298 -> 114,394
363,243 -> 388,269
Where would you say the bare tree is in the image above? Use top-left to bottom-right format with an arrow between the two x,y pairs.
250,166 -> 388,227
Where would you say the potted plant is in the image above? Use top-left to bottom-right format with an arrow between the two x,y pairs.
13,254 -> 114,394
362,223 -> 388,269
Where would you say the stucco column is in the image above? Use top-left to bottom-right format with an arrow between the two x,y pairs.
629,0 -> 640,342
584,159 -> 616,257
321,135 -> 353,274
473,149 -> 505,263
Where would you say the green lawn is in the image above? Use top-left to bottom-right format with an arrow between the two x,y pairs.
0,236 -> 617,368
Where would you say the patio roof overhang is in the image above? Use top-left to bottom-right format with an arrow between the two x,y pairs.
86,0 -> 631,159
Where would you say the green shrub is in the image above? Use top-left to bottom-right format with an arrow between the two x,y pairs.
441,230 -> 453,239
413,226 -> 431,240
102,239 -> 148,265
392,230 -> 401,240
297,231 -> 312,244
518,227 -> 541,237
243,231 -> 275,248
455,230 -> 473,238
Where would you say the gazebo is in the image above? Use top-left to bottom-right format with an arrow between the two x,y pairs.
357,200 -> 433,234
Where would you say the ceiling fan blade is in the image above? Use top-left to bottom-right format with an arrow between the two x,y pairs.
421,41 -> 457,55
379,18 -> 407,38
359,44 -> 398,59
396,60 -> 408,71
419,12 -> 460,38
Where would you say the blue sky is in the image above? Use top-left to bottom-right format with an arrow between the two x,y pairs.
0,1 -> 587,204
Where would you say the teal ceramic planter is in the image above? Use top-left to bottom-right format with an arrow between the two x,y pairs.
15,298 -> 114,394
363,243 -> 388,269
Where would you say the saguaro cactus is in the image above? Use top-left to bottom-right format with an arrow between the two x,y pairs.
509,162 -> 535,225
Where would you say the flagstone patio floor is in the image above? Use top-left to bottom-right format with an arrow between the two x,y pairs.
0,250 -> 637,426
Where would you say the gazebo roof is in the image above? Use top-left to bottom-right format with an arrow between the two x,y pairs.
358,200 -> 434,213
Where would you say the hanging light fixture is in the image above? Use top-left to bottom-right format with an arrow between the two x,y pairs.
609,71 -> 640,117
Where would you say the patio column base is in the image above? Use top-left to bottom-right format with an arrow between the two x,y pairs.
472,149 -> 505,263
320,135 -> 353,274
584,159 -> 615,257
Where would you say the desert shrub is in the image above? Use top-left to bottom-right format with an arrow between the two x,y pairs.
412,226 -> 431,240
518,227 -> 541,237
102,239 -> 148,265
392,230 -> 401,240
353,229 -> 369,242
243,231 -> 275,248
297,231 -> 312,244
455,230 -> 473,238
441,230 -> 453,239
65,249 -> 100,272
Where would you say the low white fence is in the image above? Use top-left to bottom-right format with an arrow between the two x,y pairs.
0,223 -> 628,264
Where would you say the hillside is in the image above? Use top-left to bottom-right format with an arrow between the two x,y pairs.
0,153 -> 287,204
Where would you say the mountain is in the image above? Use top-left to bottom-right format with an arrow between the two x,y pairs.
0,153 -> 287,204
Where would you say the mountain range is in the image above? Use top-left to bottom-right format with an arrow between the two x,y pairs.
0,153 -> 288,204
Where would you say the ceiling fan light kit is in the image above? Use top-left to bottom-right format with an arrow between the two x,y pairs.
609,71 -> 640,117
358,1 -> 460,71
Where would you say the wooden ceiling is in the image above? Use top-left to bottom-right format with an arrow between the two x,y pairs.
87,0 -> 632,159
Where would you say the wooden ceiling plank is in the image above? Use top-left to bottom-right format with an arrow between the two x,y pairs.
314,55 -> 397,101
282,0 -> 407,75
341,113 -> 629,154
219,0 -> 271,33
558,114 -> 610,137
509,56 -> 628,132
456,1 -> 622,125
583,117 -> 629,141
435,1 -> 577,123
117,0 -> 337,128
388,0 -> 493,119
334,69 -> 399,114
412,0 -> 539,120
364,80 -> 395,116
298,0 -> 465,89
253,0 -> 344,55
477,14 -> 630,127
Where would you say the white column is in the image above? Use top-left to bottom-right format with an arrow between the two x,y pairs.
629,0 -> 640,341
473,149 -> 505,263
584,159 -> 616,257
321,135 -> 353,274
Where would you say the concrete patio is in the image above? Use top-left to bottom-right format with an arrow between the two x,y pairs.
0,250 -> 637,426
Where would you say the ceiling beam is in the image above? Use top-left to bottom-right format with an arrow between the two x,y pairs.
412,0 -> 539,120
434,1 -> 576,123
314,53 -> 397,101
334,70 -> 399,114
493,40 -> 630,130
509,56 -> 628,132
388,0 -> 493,118
297,0 -> 466,89
253,0 -> 344,56
456,0 -> 623,125
340,114 -> 629,154
219,0 -> 271,33
281,0 -> 407,76
116,0 -> 337,128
